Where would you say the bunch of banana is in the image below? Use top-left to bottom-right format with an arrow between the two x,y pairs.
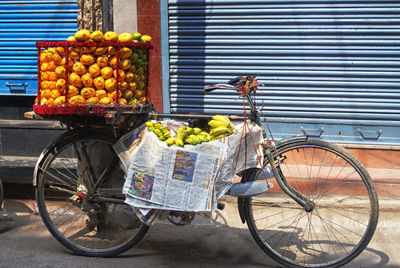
208,115 -> 236,141
177,126 -> 210,146
145,121 -> 171,141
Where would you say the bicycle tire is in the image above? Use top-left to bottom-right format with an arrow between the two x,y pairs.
35,131 -> 149,257
244,139 -> 379,268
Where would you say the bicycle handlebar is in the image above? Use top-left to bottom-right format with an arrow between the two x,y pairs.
204,83 -> 237,93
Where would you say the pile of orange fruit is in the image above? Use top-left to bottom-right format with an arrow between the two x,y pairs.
37,30 -> 151,107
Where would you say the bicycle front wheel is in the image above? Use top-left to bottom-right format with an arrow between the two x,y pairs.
35,132 -> 149,257
245,139 -> 379,268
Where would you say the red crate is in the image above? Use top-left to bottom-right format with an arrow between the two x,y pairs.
34,41 -> 153,115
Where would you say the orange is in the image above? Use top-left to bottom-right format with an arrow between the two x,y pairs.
56,47 -> 65,55
93,76 -> 105,90
69,95 -> 86,105
105,77 -> 117,91
120,59 -> 131,70
61,57 -> 74,68
56,79 -> 66,92
68,73 -> 82,87
81,73 -> 93,87
53,54 -> 62,65
69,48 -> 81,61
94,47 -> 108,55
101,67 -> 113,79
113,69 -> 125,82
55,66 -> 66,78
128,98 -> 138,106
125,72 -> 134,83
96,55 -> 108,67
67,85 -> 79,97
95,89 -> 107,99
128,82 -> 137,91
41,72 -> 50,81
80,54 -> 95,65
48,72 -> 58,81
119,47 -> 132,59
108,90 -> 122,100
54,96 -> 66,105
41,89 -> 51,99
75,30 -> 91,42
40,97 -> 48,105
99,97 -> 113,105
119,81 -> 128,91
40,51 -> 49,63
40,63 -> 50,72
47,61 -> 57,71
45,98 -> 55,106
123,89 -> 133,100
139,96 -> 146,104
88,63 -> 101,77
134,90 -> 144,98
82,46 -> 95,54
118,98 -> 128,105
90,31 -> 104,42
73,62 -> 87,75
48,81 -> 56,90
104,31 -> 118,41
108,46 -> 117,56
86,97 -> 99,104
81,87 -> 96,99
50,89 -> 61,99
109,56 -> 118,69
118,32 -> 133,42
67,36 -> 76,41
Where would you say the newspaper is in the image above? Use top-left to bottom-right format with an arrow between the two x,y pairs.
114,120 -> 264,213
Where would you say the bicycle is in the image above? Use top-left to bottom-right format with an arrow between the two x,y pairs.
32,76 -> 379,268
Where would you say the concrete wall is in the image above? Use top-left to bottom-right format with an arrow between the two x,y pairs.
113,0 -> 138,34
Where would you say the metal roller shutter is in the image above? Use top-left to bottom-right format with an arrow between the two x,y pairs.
0,0 -> 78,95
165,0 -> 400,145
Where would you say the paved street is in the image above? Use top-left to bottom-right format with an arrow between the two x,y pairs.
0,195 -> 399,268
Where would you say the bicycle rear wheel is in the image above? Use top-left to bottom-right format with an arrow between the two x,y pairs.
35,132 -> 149,257
244,139 -> 379,268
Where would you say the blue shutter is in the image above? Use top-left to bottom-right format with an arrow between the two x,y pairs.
0,0 -> 78,95
165,0 -> 400,145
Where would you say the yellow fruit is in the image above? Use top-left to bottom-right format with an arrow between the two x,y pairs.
128,98 -> 138,105
40,72 -> 49,81
69,95 -> 86,105
80,54 -> 95,65
211,115 -> 231,126
132,32 -> 141,41
90,31 -> 104,42
55,66 -> 66,77
140,35 -> 152,43
175,138 -> 184,147
96,55 -> 109,67
56,79 -> 66,92
113,69 -> 125,81
109,56 -> 118,69
82,46 -> 95,54
108,90 -> 122,100
118,98 -> 127,105
119,81 -> 128,91
40,97 -> 48,105
123,89 -> 133,99
107,46 -> 117,55
105,78 -> 117,91
99,97 -> 113,105
118,32 -> 133,42
81,87 -> 96,99
50,89 -> 61,99
54,96 -> 66,105
68,73 -> 82,87
61,57 -> 74,68
93,76 -> 105,90
94,47 -> 108,55
41,89 -> 51,99
75,30 -> 91,42
119,47 -> 132,59
53,54 -> 62,65
48,72 -> 58,81
46,98 -> 55,107
48,81 -> 56,90
134,90 -> 144,98
40,51 -> 48,63
68,85 -> 79,97
69,48 -> 81,61
72,62 -> 87,75
67,36 -> 76,41
139,96 -> 146,104
56,47 -> 65,55
101,67 -> 113,79
128,82 -> 137,90
104,31 -> 118,41
40,63 -> 49,72
88,63 -> 101,77
125,72 -> 134,83
81,73 -> 93,87
95,89 -> 107,99
86,96 -> 99,104
120,58 -> 131,70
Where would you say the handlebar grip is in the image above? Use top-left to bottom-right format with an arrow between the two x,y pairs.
228,77 -> 241,85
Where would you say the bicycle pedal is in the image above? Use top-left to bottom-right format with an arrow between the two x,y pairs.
226,180 -> 273,197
